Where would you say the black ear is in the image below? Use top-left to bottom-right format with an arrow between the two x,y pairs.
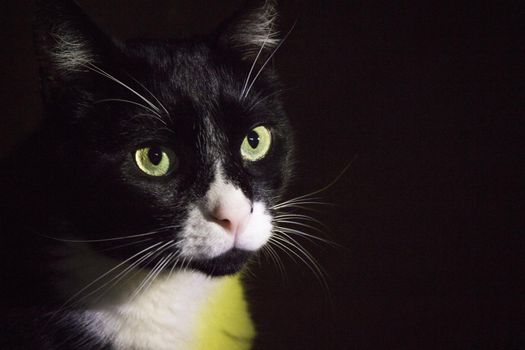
217,0 -> 280,61
33,0 -> 114,90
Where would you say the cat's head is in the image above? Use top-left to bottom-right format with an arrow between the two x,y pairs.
33,0 -> 293,276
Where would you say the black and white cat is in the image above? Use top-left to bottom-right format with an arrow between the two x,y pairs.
0,0 -> 295,348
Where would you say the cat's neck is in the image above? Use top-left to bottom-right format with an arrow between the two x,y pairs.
55,244 -> 254,350
88,271 -> 225,350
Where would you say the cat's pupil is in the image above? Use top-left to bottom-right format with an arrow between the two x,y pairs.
148,147 -> 163,165
247,130 -> 260,149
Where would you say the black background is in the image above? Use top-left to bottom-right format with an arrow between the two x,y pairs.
1,1 -> 523,349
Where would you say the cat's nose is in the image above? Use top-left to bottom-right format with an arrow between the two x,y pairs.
211,198 -> 252,236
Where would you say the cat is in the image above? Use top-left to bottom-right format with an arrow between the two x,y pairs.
0,0 -> 295,348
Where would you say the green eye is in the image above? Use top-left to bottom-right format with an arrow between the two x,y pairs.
134,146 -> 176,176
240,126 -> 272,162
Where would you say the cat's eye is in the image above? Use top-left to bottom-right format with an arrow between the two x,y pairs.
240,126 -> 272,162
134,146 -> 176,176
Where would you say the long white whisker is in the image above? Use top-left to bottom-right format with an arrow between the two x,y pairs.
125,73 -> 170,117
167,252 -> 183,279
274,213 -> 327,227
39,226 -> 176,243
247,88 -> 286,112
244,20 -> 297,99
274,205 -> 326,213
46,241 -> 164,324
274,220 -> 324,235
139,252 -> 174,295
240,22 -> 274,99
264,242 -> 288,284
96,238 -> 154,253
273,213 -> 329,232
274,226 -> 341,248
94,99 -> 165,125
83,62 -> 161,114
272,158 -> 356,210
78,249 -> 158,304
273,233 -> 325,277
269,236 -> 298,264
133,257 -> 166,299
271,234 -> 329,292
272,199 -> 329,210
131,240 -> 175,298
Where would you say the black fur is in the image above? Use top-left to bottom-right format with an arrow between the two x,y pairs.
0,0 -> 293,348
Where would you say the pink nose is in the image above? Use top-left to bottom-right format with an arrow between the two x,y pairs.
211,200 -> 252,236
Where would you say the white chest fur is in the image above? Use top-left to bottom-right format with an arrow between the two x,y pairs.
84,271 -> 222,350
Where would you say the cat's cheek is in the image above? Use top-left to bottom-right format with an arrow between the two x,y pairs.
234,202 -> 273,251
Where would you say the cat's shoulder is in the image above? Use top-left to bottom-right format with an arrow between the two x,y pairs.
0,308 -> 111,350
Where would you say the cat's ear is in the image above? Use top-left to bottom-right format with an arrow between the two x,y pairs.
217,0 -> 280,61
33,0 -> 115,87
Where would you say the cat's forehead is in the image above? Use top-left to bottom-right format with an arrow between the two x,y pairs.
121,42 -> 236,103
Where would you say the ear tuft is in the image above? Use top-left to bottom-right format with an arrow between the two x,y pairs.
47,23 -> 96,73
33,0 -> 109,78
219,0 -> 280,60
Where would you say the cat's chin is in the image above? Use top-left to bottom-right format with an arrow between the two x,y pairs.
189,248 -> 253,277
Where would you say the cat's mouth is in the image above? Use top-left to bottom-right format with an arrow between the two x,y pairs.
136,247 -> 252,277
188,248 -> 253,276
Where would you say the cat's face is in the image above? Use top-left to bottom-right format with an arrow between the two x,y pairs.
34,1 -> 293,276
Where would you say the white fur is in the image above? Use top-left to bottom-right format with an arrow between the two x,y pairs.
53,165 -> 272,348
87,271 -> 223,350
231,0 -> 280,58
51,26 -> 94,72
54,245 -> 226,349
178,165 -> 273,259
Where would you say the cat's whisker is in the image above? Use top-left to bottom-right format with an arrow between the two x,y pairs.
274,219 -> 324,235
274,226 -> 341,248
125,72 -> 170,117
39,225 -> 177,243
246,88 -> 287,113
271,197 -> 327,210
94,99 -> 165,125
132,257 -> 166,299
271,194 -> 324,207
183,257 -> 192,273
77,240 -> 175,307
274,220 -> 324,237
243,20 -> 297,99
167,252 -> 183,279
272,203 -> 331,213
273,232 -> 325,276
96,238 -> 154,253
75,250 -> 160,307
272,158 -> 356,211
240,21 -> 275,99
131,114 -> 176,134
130,240 -> 175,299
273,227 -> 318,247
271,233 -> 329,293
77,249 -> 158,305
46,241 -> 164,324
268,236 -> 298,264
139,253 -> 174,296
274,213 -> 326,226
83,62 -> 162,115
262,242 -> 288,284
